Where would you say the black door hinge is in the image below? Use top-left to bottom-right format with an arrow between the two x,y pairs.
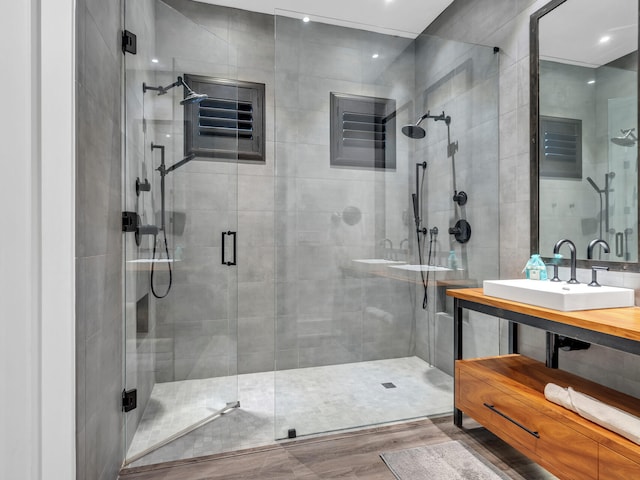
122,389 -> 137,412
122,211 -> 139,233
122,30 -> 137,54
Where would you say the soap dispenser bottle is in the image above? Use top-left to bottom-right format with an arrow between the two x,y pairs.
523,254 -> 548,280
447,250 -> 458,270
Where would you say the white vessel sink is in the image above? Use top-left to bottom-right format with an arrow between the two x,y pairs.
483,279 -> 634,311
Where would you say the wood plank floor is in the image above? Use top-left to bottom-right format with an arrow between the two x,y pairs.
118,416 -> 557,480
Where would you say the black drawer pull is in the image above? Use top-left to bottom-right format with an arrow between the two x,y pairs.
483,403 -> 540,438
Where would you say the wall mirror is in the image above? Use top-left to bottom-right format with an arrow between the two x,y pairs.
531,0 -> 639,270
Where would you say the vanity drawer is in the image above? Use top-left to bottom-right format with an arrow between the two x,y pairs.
534,413 -> 598,480
457,369 -> 537,453
457,363 -> 598,480
599,445 -> 640,479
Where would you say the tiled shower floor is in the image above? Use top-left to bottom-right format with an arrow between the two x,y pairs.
125,356 -> 453,468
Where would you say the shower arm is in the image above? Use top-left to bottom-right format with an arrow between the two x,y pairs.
415,111 -> 450,126
143,76 -> 194,96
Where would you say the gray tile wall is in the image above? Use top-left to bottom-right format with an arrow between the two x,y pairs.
412,35 -> 501,373
426,0 -> 640,398
137,1 -> 503,380
155,1 -> 422,377
274,15 -> 417,370
76,0 -> 124,478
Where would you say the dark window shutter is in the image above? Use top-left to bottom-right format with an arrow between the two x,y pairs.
330,93 -> 396,170
184,75 -> 265,162
539,115 -> 582,179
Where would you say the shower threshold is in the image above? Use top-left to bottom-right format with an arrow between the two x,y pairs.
123,401 -> 240,466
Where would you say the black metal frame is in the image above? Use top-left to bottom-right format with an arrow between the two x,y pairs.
453,296 -> 640,426
530,0 -> 640,272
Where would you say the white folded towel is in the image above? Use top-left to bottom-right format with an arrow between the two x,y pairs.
544,383 -> 640,445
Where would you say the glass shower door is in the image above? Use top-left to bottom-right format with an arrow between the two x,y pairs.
122,0 -> 240,467
273,11 -> 500,440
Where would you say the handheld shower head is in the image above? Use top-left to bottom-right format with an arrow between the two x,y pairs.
586,176 -> 601,193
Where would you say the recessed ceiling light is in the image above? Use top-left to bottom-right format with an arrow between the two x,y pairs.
302,16 -> 310,23
599,35 -> 611,44
151,58 -> 159,63
588,80 -> 595,84
165,134 -> 171,138
372,53 -> 379,59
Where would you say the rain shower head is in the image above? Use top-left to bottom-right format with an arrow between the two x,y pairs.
180,90 -> 208,105
611,128 -> 638,147
401,111 -> 451,139
143,76 -> 209,105
402,123 -> 426,139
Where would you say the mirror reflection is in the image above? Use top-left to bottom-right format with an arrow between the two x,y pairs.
536,0 -> 638,264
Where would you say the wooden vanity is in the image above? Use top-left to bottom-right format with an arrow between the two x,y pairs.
447,288 -> 640,479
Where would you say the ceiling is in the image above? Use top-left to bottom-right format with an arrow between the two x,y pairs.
539,0 -> 637,67
194,0 -> 454,38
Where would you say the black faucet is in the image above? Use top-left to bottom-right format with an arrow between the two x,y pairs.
587,238 -> 610,260
553,239 -> 579,284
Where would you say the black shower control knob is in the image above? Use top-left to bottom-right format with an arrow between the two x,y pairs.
448,219 -> 472,244
452,190 -> 467,206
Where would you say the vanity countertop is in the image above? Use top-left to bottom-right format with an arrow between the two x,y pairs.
447,287 -> 640,343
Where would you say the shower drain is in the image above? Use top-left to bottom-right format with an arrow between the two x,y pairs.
381,382 -> 396,389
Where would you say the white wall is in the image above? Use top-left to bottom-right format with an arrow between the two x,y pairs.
0,0 -> 76,479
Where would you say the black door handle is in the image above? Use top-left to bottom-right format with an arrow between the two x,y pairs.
221,231 -> 237,266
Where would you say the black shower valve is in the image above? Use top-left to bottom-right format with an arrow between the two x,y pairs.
448,219 -> 472,244
122,211 -> 159,246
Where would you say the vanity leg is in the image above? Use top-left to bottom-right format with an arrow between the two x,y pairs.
546,332 -> 559,368
509,322 -> 519,354
454,298 -> 463,427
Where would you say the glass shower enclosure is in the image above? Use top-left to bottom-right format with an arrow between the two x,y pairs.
121,0 -> 500,469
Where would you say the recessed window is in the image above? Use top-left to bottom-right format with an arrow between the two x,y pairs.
539,115 -> 582,179
183,75 -> 265,162
330,92 -> 396,170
